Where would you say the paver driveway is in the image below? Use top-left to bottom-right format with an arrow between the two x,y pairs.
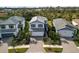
0,38 -> 12,53
27,37 -> 45,53
61,38 -> 79,53
0,42 -> 8,53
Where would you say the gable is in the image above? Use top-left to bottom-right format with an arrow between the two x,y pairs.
30,20 -> 44,24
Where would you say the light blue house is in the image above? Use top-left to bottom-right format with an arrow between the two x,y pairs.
0,16 -> 25,38
53,18 -> 76,38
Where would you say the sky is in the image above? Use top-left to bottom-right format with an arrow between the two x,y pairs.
0,0 -> 79,7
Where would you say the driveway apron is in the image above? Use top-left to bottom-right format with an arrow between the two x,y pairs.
0,43 -> 8,53
27,37 -> 45,53
61,38 -> 79,53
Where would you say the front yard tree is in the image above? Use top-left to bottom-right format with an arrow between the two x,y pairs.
11,36 -> 17,53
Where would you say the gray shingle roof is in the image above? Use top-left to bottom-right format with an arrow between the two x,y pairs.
53,18 -> 74,30
29,16 -> 48,23
8,16 -> 25,23
0,16 -> 25,25
0,19 -> 15,25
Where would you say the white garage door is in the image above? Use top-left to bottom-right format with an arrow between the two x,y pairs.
58,30 -> 74,37
32,32 -> 44,36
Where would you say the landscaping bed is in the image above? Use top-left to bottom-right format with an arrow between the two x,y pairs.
73,40 -> 79,46
44,47 -> 63,53
8,48 -> 28,53
43,37 -> 61,45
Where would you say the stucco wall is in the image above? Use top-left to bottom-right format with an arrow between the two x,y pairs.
29,22 -> 44,31
58,29 -> 74,37
31,32 -> 44,36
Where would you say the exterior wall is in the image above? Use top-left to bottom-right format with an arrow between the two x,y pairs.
31,32 -> 44,36
15,22 -> 19,33
58,29 -> 74,37
0,23 -> 19,38
29,22 -> 44,31
22,20 -> 25,30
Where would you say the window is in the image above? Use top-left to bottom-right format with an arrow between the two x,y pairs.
38,24 -> 43,27
31,24 -> 36,27
0,25 -> 5,29
9,25 -> 14,29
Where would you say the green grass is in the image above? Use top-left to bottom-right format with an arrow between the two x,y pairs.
8,48 -> 28,53
44,47 -> 63,53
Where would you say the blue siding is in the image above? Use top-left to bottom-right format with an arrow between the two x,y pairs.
0,29 -> 16,33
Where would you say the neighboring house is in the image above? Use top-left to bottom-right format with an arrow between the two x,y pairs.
0,16 -> 25,38
53,18 -> 76,38
29,16 -> 48,36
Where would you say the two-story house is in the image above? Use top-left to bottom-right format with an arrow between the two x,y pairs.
0,16 -> 25,38
29,16 -> 48,36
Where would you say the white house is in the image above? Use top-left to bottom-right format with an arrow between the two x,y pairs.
29,16 -> 48,36
0,16 -> 25,38
53,18 -> 76,38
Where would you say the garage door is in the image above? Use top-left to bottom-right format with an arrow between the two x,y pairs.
58,30 -> 74,37
32,32 -> 44,36
2,33 -> 14,38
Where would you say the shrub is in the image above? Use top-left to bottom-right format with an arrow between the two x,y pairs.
8,48 -> 28,53
44,47 -> 63,53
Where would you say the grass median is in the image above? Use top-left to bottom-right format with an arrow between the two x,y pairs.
44,47 -> 63,53
8,48 -> 28,53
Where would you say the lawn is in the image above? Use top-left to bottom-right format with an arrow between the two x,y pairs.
44,47 -> 63,53
8,48 -> 28,53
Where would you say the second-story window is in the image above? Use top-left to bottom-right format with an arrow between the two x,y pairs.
31,24 -> 36,28
38,24 -> 43,28
1,25 -> 5,29
9,25 -> 14,29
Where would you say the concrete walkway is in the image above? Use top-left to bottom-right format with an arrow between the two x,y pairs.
61,38 -> 79,53
27,37 -> 45,53
0,43 -> 8,53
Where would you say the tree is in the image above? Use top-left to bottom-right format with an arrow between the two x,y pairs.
11,36 -> 17,53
